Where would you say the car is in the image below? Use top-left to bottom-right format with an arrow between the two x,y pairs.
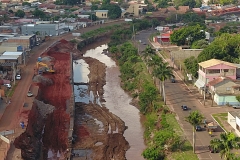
16,75 -> 21,80
171,78 -> 176,83
27,91 -> 33,97
181,105 -> 188,111
4,84 -> 11,89
36,43 -> 40,46
196,125 -> 202,131
142,42 -> 146,45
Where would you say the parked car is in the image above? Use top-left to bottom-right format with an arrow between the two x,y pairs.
16,75 -> 21,80
27,91 -> 33,97
4,84 -> 11,89
233,105 -> 240,109
171,77 -> 176,83
181,105 -> 188,111
196,125 -> 202,131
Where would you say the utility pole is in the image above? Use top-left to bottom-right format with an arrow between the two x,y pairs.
133,24 -> 135,40
203,78 -> 207,106
12,62 -> 15,85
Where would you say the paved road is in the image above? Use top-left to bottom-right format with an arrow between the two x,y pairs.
0,19 -> 126,131
135,30 -> 223,160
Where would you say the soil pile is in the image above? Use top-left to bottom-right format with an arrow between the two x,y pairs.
14,39 -> 73,159
14,39 -> 129,160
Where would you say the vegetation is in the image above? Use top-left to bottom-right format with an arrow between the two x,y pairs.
100,4 -> 122,19
33,9 -> 46,19
184,33 -> 240,78
170,24 -> 206,46
212,113 -> 228,131
185,111 -> 204,153
210,132 -> 240,160
15,10 -> 25,18
54,0 -> 81,5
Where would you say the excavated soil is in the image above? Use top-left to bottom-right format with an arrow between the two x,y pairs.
14,39 -> 129,160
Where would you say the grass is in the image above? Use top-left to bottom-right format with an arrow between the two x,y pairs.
166,113 -> 199,160
212,113 -> 228,131
5,82 -> 18,98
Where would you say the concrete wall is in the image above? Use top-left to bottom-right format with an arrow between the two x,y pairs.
96,11 -> 108,18
0,46 -> 18,53
214,94 -> 238,106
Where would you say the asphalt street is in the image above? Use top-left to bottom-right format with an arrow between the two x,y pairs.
135,30 -> 222,160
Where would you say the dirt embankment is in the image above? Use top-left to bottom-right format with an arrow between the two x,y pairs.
14,39 -> 129,160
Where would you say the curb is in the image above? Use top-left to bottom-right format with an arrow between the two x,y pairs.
211,115 -> 227,133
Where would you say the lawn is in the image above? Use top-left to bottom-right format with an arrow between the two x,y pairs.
212,113 -> 228,132
166,113 -> 199,160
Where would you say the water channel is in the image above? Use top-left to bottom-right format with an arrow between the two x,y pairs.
73,44 -> 145,159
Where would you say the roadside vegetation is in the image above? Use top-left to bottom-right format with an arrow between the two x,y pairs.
212,113 -> 228,132
105,19 -> 199,159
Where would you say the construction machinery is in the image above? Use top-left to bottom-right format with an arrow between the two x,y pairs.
36,62 -> 55,74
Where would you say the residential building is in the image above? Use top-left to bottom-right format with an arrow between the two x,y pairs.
0,44 -> 24,53
208,77 -> 240,105
95,10 -> 108,19
228,111 -> 240,136
121,4 -> 142,17
195,59 -> 237,89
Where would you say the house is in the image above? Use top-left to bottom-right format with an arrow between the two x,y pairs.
95,10 -> 108,19
208,77 -> 240,105
195,59 -> 237,89
177,6 -> 189,14
228,111 -> 240,136
121,4 -> 142,17
4,35 -> 37,49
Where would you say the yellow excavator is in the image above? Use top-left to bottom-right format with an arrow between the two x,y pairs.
36,62 -> 55,74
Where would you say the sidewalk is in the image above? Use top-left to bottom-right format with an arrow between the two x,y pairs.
150,41 -> 236,133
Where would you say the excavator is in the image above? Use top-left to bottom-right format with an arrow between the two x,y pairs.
36,62 -> 55,74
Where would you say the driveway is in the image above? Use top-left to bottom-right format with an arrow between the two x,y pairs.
135,30 -> 238,160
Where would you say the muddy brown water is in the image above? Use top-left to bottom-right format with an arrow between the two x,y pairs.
74,44 -> 146,159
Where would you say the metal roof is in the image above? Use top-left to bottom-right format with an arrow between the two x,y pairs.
0,55 -> 19,60
198,59 -> 237,68
3,52 -> 22,56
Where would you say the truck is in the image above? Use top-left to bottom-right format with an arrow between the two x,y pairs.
206,122 -> 218,132
36,62 -> 55,74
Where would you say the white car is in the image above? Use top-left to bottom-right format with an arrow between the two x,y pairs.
16,75 -> 21,80
4,84 -> 11,88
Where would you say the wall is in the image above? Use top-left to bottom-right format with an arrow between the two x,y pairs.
228,112 -> 240,136
0,46 -> 18,53
206,64 -> 236,80
96,12 -> 108,19
215,80 -> 236,94
21,25 -> 57,36
214,94 -> 238,105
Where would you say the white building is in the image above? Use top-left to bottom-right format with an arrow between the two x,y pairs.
228,111 -> 240,136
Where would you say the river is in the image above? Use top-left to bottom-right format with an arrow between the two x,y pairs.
74,44 -> 146,159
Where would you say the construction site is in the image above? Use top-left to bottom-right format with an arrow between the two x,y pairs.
13,39 -> 129,160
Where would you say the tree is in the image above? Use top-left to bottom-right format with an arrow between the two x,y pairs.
170,24 -> 205,46
103,0 -> 110,4
191,39 -> 208,49
148,55 -> 163,85
185,111 -> 204,153
184,56 -> 198,78
15,10 -> 25,18
142,45 -> 156,73
22,2 -> 31,6
236,95 -> 240,102
8,10 -> 13,14
153,62 -> 174,104
33,9 -> 46,19
100,4 -> 122,19
210,132 -> 240,160
91,4 -> 98,11
88,14 -> 97,21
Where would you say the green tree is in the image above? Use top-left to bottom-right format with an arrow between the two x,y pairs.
153,62 -> 174,104
210,132 -> 240,160
22,2 -> 31,6
91,4 -> 98,11
185,111 -> 204,153
184,56 -> 198,78
236,95 -> 240,102
148,55 -> 163,85
170,24 -> 205,46
88,14 -> 97,21
100,4 -> 122,19
33,9 -> 46,19
191,39 -> 208,49
103,0 -> 110,4
8,10 -> 13,14
142,45 -> 155,72
15,10 -> 25,18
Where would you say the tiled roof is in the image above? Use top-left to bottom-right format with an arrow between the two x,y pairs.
208,77 -> 232,86
199,59 -> 237,68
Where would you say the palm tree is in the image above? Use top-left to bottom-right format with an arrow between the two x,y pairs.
210,132 -> 240,160
148,55 -> 163,85
153,62 -> 174,104
142,45 -> 155,73
185,111 -> 204,153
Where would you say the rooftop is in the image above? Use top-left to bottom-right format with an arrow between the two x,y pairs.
208,77 -> 233,86
199,59 -> 237,68
0,55 -> 19,60
229,111 -> 240,118
3,52 -> 22,56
